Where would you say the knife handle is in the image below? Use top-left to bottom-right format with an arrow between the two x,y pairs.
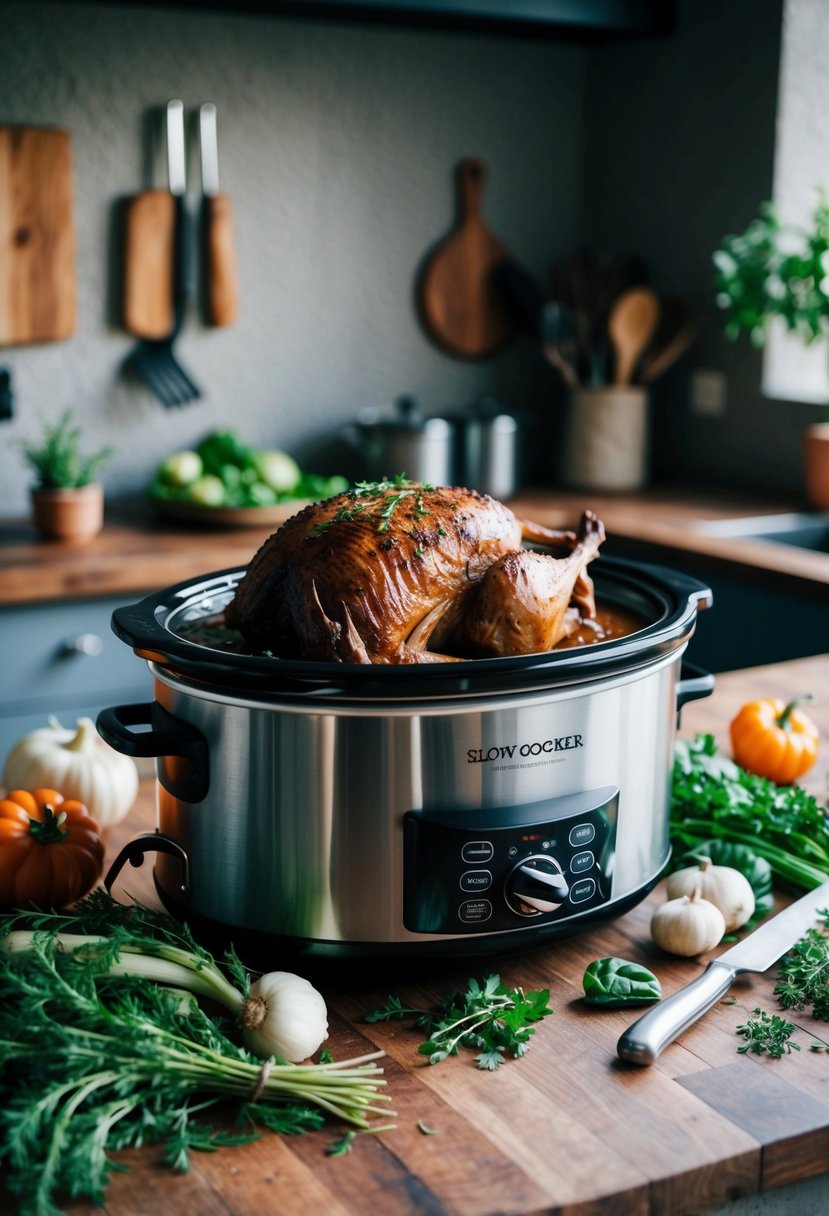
203,193 -> 239,327
617,960 -> 736,1066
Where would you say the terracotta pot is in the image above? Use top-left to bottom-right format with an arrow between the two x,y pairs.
803,423 -> 829,510
31,483 -> 104,542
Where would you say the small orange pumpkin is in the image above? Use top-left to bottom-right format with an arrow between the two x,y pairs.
0,787 -> 104,907
729,695 -> 820,785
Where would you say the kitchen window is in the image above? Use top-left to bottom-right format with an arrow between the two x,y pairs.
763,0 -> 829,404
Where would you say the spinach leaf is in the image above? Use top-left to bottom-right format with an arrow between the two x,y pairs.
582,958 -> 662,1008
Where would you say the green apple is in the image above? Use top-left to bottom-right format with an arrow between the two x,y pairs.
158,450 -> 203,487
184,475 -> 226,507
253,449 -> 301,493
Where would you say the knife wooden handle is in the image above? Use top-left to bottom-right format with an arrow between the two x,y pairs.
203,193 -> 238,327
617,960 -> 737,1066
122,190 -> 174,339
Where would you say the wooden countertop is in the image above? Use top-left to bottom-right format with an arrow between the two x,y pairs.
13,653 -> 828,1216
2,485 -> 829,607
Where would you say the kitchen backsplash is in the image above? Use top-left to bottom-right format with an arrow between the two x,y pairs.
0,0 -> 584,514
0,0 -> 820,516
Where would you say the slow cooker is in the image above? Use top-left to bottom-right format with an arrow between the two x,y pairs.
99,556 -> 713,959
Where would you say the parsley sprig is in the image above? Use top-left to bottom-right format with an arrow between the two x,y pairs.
365,974 -> 552,1070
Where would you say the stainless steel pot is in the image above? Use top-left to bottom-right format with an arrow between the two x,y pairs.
350,395 -> 455,485
100,557 -> 713,959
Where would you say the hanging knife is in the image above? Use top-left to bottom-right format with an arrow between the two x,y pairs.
199,102 -> 239,327
618,877 -> 829,1065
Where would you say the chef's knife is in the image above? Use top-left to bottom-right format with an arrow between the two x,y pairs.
618,878 -> 829,1065
199,102 -> 239,327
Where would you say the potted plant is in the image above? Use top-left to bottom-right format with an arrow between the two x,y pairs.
713,194 -> 829,509
21,410 -> 113,541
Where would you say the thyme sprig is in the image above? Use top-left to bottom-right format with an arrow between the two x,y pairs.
774,909 -> 829,1019
308,475 -> 436,537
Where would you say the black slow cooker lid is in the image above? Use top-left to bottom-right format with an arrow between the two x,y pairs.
110,556 -> 712,702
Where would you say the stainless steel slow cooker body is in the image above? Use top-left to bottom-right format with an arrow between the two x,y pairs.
100,557 -> 713,959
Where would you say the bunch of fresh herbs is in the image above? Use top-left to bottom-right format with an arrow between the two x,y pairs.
0,896 -> 391,1216
365,973 -> 552,1070
671,735 -> 829,891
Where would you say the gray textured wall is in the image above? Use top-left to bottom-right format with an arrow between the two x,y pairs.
0,0 -> 585,514
0,1 -> 813,518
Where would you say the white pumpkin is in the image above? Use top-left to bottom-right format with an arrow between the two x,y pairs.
2,717 -> 139,828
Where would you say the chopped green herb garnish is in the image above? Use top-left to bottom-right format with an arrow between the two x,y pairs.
365,974 -> 552,1070
736,1008 -> 801,1057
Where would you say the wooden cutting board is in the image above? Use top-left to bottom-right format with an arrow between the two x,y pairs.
0,126 -> 76,345
418,157 -> 516,359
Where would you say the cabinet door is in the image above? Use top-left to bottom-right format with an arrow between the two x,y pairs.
0,598 -> 151,765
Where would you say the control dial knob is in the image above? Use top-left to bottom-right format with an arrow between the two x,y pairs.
505,854 -> 569,917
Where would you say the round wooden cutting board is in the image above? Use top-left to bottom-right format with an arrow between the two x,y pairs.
418,157 -> 517,360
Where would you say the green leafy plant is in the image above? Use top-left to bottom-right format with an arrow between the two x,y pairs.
670,734 -> 829,891
582,958 -> 661,1008
365,974 -> 552,1070
21,409 -> 113,490
714,192 -> 829,347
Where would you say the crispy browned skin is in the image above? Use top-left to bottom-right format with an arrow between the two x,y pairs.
226,483 -> 603,664
438,511 -> 605,658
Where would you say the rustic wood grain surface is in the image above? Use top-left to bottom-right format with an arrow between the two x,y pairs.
2,654 -> 827,1215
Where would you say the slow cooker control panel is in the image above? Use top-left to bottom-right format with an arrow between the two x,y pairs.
403,786 -> 618,935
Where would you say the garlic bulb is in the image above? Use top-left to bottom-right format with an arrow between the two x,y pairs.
667,857 -> 755,932
240,971 -> 329,1062
2,717 -> 139,829
651,888 -> 726,957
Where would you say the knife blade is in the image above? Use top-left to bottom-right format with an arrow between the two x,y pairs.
617,878 -> 829,1065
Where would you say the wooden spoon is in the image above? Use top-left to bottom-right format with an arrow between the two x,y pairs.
608,287 -> 661,385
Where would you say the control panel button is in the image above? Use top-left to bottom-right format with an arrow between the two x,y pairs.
569,822 -> 595,847
461,840 -> 494,864
460,870 -> 492,893
459,899 -> 492,924
570,850 -> 595,874
570,878 -> 596,903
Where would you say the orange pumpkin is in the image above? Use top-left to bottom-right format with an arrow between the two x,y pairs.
729,696 -> 820,785
0,787 -> 104,907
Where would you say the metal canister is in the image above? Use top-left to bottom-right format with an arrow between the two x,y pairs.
353,395 -> 455,485
462,397 -> 520,499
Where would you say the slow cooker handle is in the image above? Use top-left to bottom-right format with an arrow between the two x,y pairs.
104,831 -> 191,899
96,702 -> 209,803
676,662 -> 715,720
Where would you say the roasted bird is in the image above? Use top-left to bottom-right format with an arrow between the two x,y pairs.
225,481 -> 605,664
